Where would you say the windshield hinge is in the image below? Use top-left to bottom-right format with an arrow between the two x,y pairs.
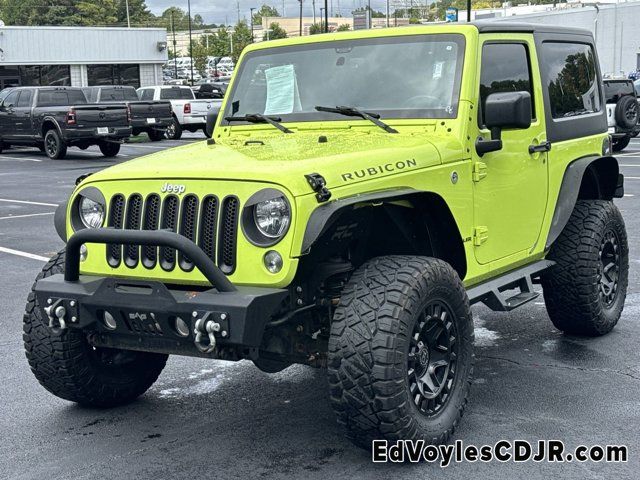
305,173 -> 332,203
474,226 -> 489,246
472,162 -> 487,182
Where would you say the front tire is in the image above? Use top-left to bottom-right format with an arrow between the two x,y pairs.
44,129 -> 67,159
23,250 -> 168,407
99,141 -> 121,157
328,256 -> 474,448
542,200 -> 628,336
612,134 -> 631,152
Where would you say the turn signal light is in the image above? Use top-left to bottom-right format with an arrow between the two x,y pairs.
184,103 -> 191,114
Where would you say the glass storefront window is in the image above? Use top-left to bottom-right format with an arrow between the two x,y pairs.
87,64 -> 140,88
0,65 -> 71,87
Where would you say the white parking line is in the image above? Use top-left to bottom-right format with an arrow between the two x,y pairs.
0,212 -> 54,220
0,156 -> 42,162
623,176 -> 640,180
122,143 -> 177,149
0,246 -> 48,262
0,198 -> 58,207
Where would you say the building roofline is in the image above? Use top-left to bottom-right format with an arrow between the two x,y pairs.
0,25 -> 165,32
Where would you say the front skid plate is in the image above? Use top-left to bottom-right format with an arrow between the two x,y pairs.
34,274 -> 288,353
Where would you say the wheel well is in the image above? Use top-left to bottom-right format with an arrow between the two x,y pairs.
578,156 -> 620,200
41,120 -> 58,138
297,192 -> 467,280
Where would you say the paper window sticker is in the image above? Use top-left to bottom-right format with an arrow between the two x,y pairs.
264,64 -> 300,115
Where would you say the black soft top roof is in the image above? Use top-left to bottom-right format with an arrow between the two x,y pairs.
473,21 -> 592,38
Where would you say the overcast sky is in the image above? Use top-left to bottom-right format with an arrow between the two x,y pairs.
146,1 -> 393,25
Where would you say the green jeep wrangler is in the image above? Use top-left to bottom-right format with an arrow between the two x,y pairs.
25,23 -> 627,448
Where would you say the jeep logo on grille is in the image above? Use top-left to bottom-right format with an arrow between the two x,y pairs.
160,183 -> 186,195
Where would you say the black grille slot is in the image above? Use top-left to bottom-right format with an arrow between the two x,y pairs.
159,195 -> 179,271
124,194 -> 143,267
178,195 -> 199,271
218,196 -> 239,274
141,194 -> 161,268
198,195 -> 218,263
106,194 -> 125,267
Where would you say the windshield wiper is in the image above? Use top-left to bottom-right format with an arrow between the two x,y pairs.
225,113 -> 293,133
315,105 -> 398,133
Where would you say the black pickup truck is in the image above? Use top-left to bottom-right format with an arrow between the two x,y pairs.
0,86 -> 131,159
83,86 -> 173,141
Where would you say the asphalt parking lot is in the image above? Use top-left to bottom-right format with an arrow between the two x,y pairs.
1,135 -> 639,479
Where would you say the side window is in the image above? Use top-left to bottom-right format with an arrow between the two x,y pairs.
3,90 -> 19,107
139,89 -> 153,101
541,42 -> 600,118
480,42 -> 534,126
17,90 -> 33,107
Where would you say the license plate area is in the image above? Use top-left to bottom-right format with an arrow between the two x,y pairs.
97,127 -> 109,135
146,118 -> 156,124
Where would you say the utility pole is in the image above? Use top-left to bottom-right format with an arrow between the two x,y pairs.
187,0 -> 194,85
250,7 -> 256,43
324,0 -> 329,32
467,0 -> 472,22
125,0 -> 131,28
298,0 -> 303,36
171,12 -> 178,79
386,0 -> 389,27
368,0 -> 371,28
237,1 -> 241,24
312,0 -> 316,23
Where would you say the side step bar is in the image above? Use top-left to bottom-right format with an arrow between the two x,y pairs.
467,260 -> 554,312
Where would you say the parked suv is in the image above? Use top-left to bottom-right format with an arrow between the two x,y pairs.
604,79 -> 639,150
0,86 -> 130,159
83,86 -> 173,142
25,24 -> 627,448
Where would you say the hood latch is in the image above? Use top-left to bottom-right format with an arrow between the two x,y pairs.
305,173 -> 331,203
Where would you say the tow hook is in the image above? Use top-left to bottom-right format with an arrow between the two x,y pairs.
193,311 -> 229,354
43,298 -> 78,333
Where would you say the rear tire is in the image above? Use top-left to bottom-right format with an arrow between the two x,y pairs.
165,118 -> 182,140
542,200 -> 628,336
44,129 -> 67,159
614,95 -> 639,131
99,141 -> 121,157
23,250 -> 168,407
147,129 -> 164,142
328,256 -> 474,449
612,134 -> 631,152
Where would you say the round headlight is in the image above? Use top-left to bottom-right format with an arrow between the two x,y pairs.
79,196 -> 105,229
254,197 -> 290,239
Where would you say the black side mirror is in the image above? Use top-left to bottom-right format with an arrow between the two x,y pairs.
476,91 -> 532,157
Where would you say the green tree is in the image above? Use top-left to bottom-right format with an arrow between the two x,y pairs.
191,42 -> 209,74
213,27 -> 232,57
252,4 -> 279,26
231,21 -> 253,63
117,0 -> 153,26
263,22 -> 287,41
337,23 -> 351,31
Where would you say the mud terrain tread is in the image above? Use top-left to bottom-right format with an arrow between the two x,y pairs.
23,250 -> 167,407
327,256 -> 474,448
542,200 -> 628,336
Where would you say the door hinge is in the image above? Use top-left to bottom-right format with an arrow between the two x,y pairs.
472,162 -> 487,182
474,226 -> 489,246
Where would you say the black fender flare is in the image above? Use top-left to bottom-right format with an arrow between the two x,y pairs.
545,155 -> 621,250
54,200 -> 68,242
41,116 -> 63,139
301,188 -> 417,253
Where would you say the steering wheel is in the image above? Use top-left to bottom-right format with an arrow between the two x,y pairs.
402,95 -> 442,109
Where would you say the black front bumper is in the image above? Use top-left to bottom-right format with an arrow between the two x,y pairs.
34,229 -> 287,357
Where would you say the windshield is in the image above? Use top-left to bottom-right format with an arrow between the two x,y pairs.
224,34 -> 465,124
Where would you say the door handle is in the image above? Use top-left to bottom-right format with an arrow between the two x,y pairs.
529,141 -> 551,154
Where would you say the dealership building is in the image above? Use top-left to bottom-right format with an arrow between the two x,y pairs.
0,26 -> 168,90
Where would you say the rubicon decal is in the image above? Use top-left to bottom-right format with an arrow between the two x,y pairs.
341,158 -> 418,182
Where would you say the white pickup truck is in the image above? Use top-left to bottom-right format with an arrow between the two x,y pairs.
137,85 -> 222,140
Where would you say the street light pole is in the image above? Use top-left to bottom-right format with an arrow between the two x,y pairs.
125,0 -> 131,28
171,12 -> 178,79
187,0 -> 194,85
324,0 -> 329,32
467,0 -> 472,22
298,0 -> 303,36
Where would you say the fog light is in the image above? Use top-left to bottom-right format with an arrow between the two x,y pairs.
80,244 -> 88,262
173,316 -> 190,337
103,311 -> 117,330
263,250 -> 283,274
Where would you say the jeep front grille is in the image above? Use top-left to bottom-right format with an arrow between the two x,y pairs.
106,193 -> 240,275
